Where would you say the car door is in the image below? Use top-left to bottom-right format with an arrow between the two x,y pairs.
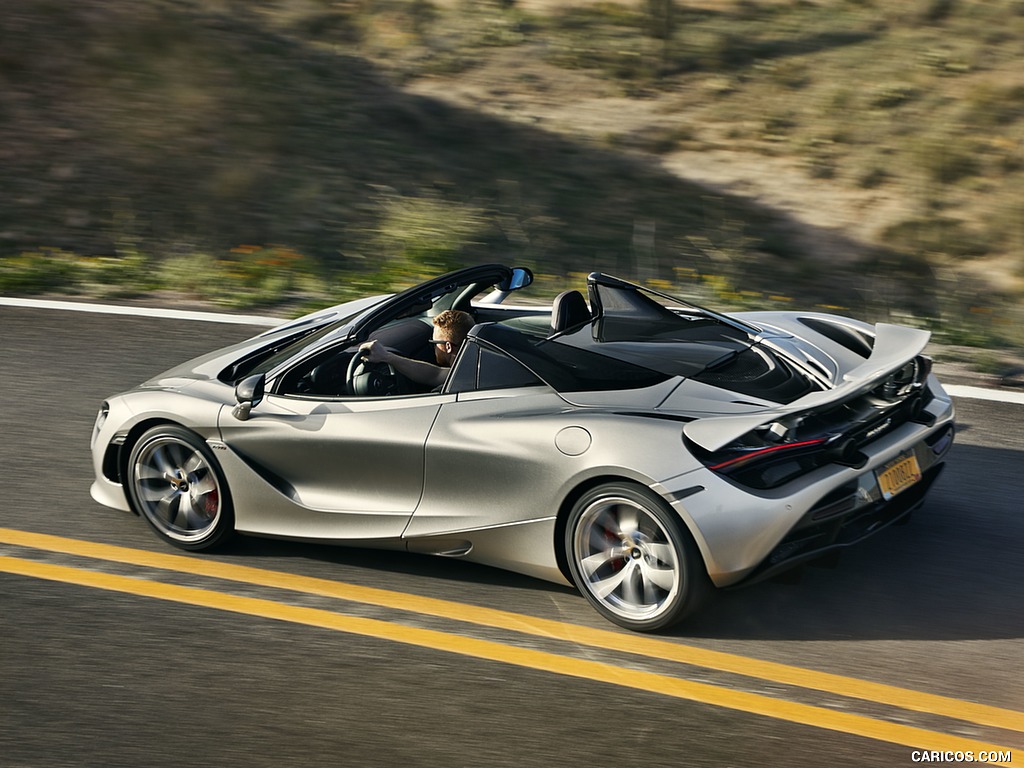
219,389 -> 452,538
406,340 -> 567,537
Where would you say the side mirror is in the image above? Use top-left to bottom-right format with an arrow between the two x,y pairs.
498,267 -> 533,292
232,373 -> 266,421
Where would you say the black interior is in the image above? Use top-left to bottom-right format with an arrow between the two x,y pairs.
278,317 -> 435,397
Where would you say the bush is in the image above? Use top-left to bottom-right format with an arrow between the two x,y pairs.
0,250 -> 83,294
917,139 -> 982,184
883,217 -> 989,259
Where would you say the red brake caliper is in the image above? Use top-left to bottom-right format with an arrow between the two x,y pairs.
203,489 -> 219,517
603,525 -> 625,572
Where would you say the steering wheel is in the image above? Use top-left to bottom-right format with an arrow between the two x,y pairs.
346,349 -> 399,396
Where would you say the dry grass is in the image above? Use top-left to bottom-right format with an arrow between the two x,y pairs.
1,0 -> 1022,347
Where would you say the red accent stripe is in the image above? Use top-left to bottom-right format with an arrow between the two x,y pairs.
709,438 -> 827,471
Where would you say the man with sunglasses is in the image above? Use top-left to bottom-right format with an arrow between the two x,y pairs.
358,309 -> 475,390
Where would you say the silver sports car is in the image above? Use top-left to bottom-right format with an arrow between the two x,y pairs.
91,264 -> 955,631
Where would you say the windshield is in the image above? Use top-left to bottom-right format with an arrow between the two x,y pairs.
218,323 -> 339,384
221,265 -> 532,385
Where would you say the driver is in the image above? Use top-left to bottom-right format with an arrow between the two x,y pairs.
358,309 -> 475,390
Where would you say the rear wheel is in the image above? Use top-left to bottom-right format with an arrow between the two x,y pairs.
127,425 -> 234,551
565,483 -> 709,632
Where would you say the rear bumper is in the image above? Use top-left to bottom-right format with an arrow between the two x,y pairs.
733,461 -> 943,587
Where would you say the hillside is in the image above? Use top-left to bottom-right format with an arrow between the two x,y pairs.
2,0 -> 1022,347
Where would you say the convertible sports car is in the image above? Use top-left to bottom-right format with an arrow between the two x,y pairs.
91,264 -> 955,631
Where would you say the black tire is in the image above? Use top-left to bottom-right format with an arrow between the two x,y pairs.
565,482 -> 710,632
127,424 -> 234,551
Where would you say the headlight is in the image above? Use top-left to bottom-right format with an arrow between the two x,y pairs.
91,402 -> 109,448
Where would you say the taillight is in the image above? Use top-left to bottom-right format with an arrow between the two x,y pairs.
708,438 -> 827,471
694,433 -> 833,490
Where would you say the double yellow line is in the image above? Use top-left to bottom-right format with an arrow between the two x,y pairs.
1,527 -> 1020,762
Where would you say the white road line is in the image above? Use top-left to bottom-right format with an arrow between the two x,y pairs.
945,384 -> 1024,406
0,296 -> 281,327
4,295 -> 1023,405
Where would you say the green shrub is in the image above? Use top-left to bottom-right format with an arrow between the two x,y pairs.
964,82 -> 1024,127
78,252 -> 161,297
0,250 -> 83,294
156,246 -> 321,309
883,217 -> 989,259
366,191 -> 492,279
917,139 -> 982,184
870,84 -> 919,109
858,167 -> 890,188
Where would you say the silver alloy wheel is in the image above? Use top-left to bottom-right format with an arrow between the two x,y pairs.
132,435 -> 223,544
572,495 -> 682,623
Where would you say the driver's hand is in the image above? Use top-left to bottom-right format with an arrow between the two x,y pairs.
359,340 -> 389,364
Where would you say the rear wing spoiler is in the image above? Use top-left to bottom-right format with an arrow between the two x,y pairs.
683,323 -> 931,452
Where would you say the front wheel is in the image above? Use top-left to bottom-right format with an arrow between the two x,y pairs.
565,483 -> 709,632
127,425 -> 234,551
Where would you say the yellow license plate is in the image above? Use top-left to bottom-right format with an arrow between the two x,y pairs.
876,452 -> 922,500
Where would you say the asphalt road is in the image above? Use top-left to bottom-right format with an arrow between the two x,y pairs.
1,304 -> 1022,768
